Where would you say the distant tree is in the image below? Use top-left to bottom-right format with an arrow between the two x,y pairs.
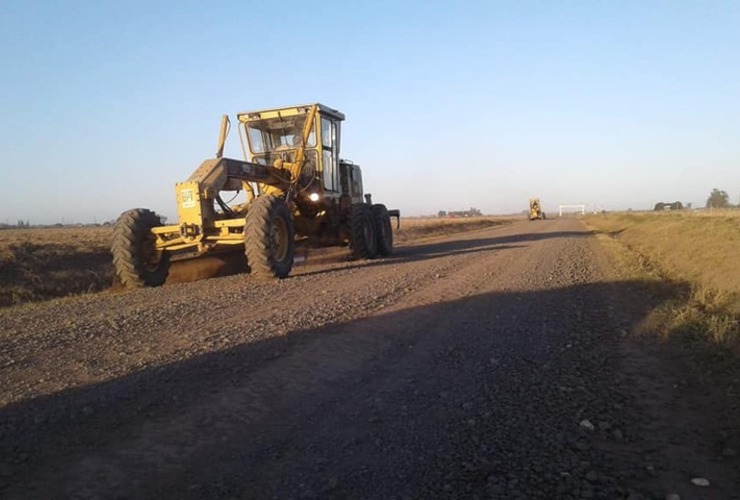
706,188 -> 730,209
653,202 -> 665,211
437,210 -> 447,218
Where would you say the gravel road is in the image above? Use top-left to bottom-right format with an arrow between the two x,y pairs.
1,218 -> 737,499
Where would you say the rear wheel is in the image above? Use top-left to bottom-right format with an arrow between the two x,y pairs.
245,195 -> 295,279
372,203 -> 393,256
112,208 -> 169,288
350,202 -> 377,259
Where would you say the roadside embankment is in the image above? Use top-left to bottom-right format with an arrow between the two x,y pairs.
587,211 -> 740,352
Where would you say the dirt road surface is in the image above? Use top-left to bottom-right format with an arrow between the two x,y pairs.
1,218 -> 737,499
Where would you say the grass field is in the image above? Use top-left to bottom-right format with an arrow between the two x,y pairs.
586,210 -> 740,352
0,227 -> 113,308
0,216 -> 511,309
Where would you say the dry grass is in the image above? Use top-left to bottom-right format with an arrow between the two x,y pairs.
0,227 -> 113,308
588,211 -> 740,299
586,211 -> 740,351
0,216 -> 512,309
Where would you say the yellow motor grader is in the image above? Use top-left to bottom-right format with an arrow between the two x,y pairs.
528,198 -> 546,220
112,103 -> 399,288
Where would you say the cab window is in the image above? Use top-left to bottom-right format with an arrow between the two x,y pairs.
321,118 -> 332,147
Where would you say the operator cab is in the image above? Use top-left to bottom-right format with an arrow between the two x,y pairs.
238,103 -> 346,199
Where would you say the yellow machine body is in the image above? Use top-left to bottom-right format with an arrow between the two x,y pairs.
529,198 -> 545,220
112,103 -> 399,288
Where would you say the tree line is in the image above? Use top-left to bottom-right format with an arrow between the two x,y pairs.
655,188 -> 737,211
705,188 -> 736,209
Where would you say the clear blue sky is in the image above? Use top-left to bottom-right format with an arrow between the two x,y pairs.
1,0 -> 738,224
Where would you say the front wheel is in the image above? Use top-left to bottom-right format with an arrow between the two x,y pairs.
245,195 -> 295,279
349,203 -> 377,259
372,204 -> 393,256
112,208 -> 170,288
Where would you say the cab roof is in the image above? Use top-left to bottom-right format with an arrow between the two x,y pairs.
237,103 -> 345,122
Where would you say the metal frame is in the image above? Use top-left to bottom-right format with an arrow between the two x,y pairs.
558,204 -> 586,216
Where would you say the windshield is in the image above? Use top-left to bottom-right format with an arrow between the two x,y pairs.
247,116 -> 317,154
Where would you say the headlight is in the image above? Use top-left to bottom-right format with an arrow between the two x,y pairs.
309,193 -> 320,202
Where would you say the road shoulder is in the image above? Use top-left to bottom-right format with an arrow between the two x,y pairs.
592,231 -> 740,499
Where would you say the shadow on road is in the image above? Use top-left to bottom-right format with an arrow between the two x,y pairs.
393,229 -> 594,261
0,278 -> 699,499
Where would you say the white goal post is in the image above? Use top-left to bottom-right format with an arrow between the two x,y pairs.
558,204 -> 586,216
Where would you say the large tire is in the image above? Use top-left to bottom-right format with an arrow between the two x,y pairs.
372,203 -> 393,256
350,202 -> 377,259
245,195 -> 295,279
112,208 -> 169,288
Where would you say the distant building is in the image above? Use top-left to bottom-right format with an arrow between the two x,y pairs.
653,201 -> 684,211
442,208 -> 482,218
